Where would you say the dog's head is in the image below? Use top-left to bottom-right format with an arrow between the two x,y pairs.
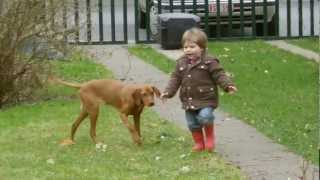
133,85 -> 161,107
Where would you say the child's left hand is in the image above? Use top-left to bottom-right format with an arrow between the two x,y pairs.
227,86 -> 238,94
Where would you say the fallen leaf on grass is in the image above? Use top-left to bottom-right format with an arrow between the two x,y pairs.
46,158 -> 55,165
180,154 -> 187,159
148,123 -> 159,128
180,166 -> 190,173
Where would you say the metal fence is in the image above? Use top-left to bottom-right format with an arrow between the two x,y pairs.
62,0 -> 319,44
64,0 -> 128,45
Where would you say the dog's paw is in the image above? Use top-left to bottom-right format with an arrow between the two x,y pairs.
59,139 -> 75,146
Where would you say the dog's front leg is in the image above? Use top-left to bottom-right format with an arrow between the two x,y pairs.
120,113 -> 142,145
133,114 -> 141,138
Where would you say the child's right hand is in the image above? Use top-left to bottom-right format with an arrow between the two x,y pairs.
160,92 -> 169,103
227,86 -> 238,94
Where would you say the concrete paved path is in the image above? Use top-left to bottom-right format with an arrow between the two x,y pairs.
267,40 -> 319,63
81,45 -> 319,180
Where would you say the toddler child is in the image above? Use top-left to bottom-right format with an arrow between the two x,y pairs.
161,28 -> 237,152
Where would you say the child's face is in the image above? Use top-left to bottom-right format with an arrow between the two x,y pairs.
183,41 -> 203,60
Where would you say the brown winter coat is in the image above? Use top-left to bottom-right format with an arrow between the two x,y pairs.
163,55 -> 234,110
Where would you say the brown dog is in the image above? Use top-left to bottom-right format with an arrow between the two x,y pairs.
52,78 -> 161,146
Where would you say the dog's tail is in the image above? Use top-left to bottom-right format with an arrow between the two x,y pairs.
48,76 -> 82,89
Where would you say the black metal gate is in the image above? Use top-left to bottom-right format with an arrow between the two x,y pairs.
64,0 -> 318,45
64,0 -> 128,45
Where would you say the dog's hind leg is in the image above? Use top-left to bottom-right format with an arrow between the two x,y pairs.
59,108 -> 88,146
87,105 -> 100,144
70,109 -> 88,141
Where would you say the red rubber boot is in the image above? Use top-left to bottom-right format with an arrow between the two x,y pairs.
204,124 -> 215,152
191,129 -> 205,152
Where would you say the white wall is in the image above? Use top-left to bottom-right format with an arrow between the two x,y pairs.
279,0 -> 319,37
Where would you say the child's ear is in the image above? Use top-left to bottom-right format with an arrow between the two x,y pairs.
201,48 -> 206,55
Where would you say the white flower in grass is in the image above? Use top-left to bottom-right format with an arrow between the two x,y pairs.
180,166 -> 190,173
46,158 -> 55,165
222,54 -> 229,58
180,154 -> 187,159
160,135 -> 166,139
155,156 -> 161,161
96,143 -> 107,152
102,144 -> 107,149
225,71 -> 234,77
95,143 -> 103,149
177,137 -> 185,142
264,70 -> 269,74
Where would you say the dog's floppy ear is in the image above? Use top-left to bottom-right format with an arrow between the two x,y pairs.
132,88 -> 142,106
152,86 -> 161,98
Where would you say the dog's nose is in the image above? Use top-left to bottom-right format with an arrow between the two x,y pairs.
149,102 -> 154,106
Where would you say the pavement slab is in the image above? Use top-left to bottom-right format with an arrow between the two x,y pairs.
267,40 -> 319,63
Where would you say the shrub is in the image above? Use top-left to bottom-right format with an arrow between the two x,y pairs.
0,0 -> 75,107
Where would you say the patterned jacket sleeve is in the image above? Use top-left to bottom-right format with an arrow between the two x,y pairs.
163,61 -> 182,98
208,58 -> 234,92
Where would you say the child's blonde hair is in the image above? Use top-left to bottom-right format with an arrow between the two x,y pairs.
181,27 -> 208,52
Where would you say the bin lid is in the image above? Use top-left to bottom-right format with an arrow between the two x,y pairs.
158,13 -> 200,22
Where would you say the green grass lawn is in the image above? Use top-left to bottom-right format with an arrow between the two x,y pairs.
0,51 -> 245,179
286,37 -> 319,53
128,41 -> 319,165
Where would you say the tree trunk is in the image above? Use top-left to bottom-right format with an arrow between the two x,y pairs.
0,55 -> 15,107
0,1 -> 3,15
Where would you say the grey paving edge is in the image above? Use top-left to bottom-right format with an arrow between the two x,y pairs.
267,40 -> 319,63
